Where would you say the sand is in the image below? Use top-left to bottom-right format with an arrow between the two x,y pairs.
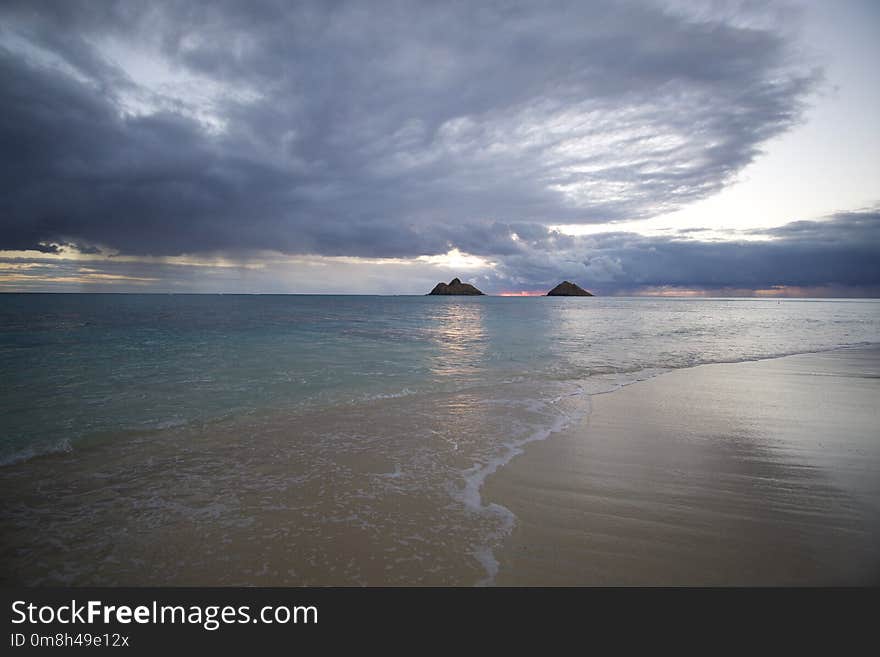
484,347 -> 880,585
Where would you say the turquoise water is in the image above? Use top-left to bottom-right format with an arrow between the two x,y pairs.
2,294 -> 879,466
2,294 -> 880,584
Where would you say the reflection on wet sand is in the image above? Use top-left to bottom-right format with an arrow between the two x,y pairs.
485,348 -> 880,585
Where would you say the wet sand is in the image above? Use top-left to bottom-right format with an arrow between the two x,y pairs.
484,347 -> 880,585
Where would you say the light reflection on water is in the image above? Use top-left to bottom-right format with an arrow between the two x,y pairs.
428,300 -> 487,380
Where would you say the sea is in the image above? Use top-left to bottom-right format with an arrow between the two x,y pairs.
1,293 -> 879,585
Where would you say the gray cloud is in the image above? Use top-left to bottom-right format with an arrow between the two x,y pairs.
4,209 -> 878,296
1,0 -> 820,260
470,209 -> 880,294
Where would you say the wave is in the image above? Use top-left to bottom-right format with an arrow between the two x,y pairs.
0,437 -> 72,467
454,391 -> 588,585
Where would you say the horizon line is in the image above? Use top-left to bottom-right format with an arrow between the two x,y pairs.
1,291 -> 879,300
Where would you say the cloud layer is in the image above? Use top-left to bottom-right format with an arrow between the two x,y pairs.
3,209 -> 879,295
475,209 -> 880,294
1,0 -> 820,261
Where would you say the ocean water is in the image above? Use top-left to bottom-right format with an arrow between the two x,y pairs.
1,293 -> 879,585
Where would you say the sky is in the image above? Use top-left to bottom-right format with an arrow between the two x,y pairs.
0,0 -> 878,296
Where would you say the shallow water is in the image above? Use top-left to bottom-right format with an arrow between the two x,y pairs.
1,294 -> 879,584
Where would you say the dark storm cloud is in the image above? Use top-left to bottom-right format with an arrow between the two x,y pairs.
472,209 -> 880,293
1,0 -> 819,259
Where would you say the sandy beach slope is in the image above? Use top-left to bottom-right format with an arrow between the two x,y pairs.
484,347 -> 880,585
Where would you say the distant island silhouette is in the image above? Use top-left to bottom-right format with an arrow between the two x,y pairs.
546,281 -> 593,296
428,278 -> 485,295
427,278 -> 594,296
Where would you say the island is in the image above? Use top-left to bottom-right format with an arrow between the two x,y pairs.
546,281 -> 594,296
428,278 -> 485,295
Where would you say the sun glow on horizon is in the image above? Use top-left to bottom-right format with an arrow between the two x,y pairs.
498,290 -> 545,296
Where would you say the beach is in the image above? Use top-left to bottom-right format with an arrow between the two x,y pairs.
485,347 -> 880,585
1,296 -> 879,586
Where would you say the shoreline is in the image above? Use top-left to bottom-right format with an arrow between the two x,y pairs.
7,340 -> 871,472
5,342 -> 872,471
1,343 -> 878,586
482,346 -> 880,585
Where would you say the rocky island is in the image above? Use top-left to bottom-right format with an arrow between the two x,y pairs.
546,281 -> 593,296
428,278 -> 485,295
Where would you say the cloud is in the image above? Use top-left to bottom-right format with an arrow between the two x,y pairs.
0,0 -> 820,260
471,208 -> 880,294
3,209 -> 878,295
